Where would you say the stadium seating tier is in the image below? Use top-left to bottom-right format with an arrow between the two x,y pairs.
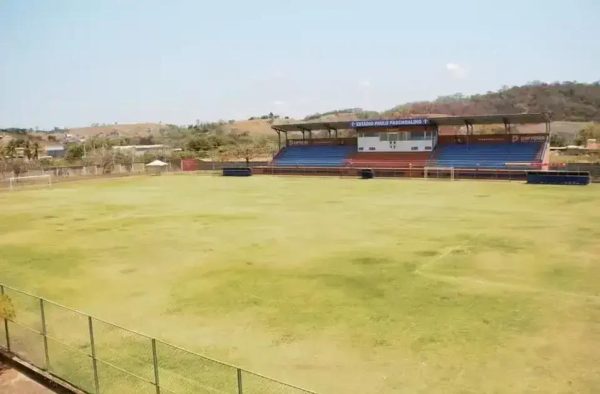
274,145 -> 355,167
273,141 -> 544,169
346,152 -> 432,168
433,142 -> 543,168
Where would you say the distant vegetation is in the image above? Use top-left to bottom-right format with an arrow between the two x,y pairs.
300,82 -> 600,122
304,108 -> 378,121
2,81 -> 599,172
1,121 -> 277,177
0,127 -> 68,134
302,81 -> 600,145
165,125 -> 276,163
0,128 -> 30,134
248,112 -> 284,121
573,123 -> 600,145
383,81 -> 600,121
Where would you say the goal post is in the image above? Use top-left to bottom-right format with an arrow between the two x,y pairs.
423,166 -> 455,180
8,174 -> 52,190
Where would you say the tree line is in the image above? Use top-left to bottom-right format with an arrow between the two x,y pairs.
1,124 -> 278,178
384,81 -> 600,121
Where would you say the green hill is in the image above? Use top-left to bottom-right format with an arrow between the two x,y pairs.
302,82 -> 600,143
384,81 -> 600,121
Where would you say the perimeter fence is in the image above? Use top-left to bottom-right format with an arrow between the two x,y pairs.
0,283 -> 315,394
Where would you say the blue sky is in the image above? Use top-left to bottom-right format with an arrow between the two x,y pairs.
1,0 -> 599,129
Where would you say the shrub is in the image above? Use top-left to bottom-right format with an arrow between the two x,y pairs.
0,295 -> 15,320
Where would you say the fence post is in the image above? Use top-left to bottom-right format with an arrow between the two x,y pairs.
237,368 -> 243,394
39,299 -> 50,370
88,316 -> 100,394
151,338 -> 160,394
0,285 -> 10,351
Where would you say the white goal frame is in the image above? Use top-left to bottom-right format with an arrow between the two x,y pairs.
423,166 -> 455,180
8,174 -> 52,190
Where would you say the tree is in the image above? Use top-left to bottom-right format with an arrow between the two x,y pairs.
139,135 -> 154,145
216,146 -> 235,163
238,139 -> 270,165
574,123 -> 600,146
65,144 -> 84,162
90,147 -> 114,174
235,141 -> 257,166
23,140 -> 34,160
186,135 -> 213,153
0,152 -> 7,178
39,157 -> 53,168
31,141 -> 40,160
114,150 -> 134,171
550,134 -> 567,147
0,294 -> 15,320
171,150 -> 197,160
206,149 -> 220,169
85,136 -> 114,152
8,159 -> 28,177
4,140 -> 17,158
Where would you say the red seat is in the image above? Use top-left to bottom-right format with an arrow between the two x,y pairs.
346,152 -> 432,168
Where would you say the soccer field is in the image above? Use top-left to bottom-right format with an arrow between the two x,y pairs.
1,175 -> 599,393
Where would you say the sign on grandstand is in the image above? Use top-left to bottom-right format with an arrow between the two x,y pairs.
513,134 -> 547,143
351,118 -> 429,128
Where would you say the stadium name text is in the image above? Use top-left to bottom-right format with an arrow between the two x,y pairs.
351,118 -> 429,128
513,135 -> 547,143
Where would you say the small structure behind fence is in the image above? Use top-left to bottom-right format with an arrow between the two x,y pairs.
0,283 -> 315,394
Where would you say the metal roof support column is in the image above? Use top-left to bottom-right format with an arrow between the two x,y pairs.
464,120 -> 472,145
503,118 -> 511,134
297,126 -> 311,144
327,127 -> 337,142
431,123 -> 439,147
464,120 -> 471,135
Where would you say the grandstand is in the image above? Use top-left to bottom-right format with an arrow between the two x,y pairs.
265,114 -> 551,178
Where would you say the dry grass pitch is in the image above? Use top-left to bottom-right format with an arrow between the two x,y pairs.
0,175 -> 599,393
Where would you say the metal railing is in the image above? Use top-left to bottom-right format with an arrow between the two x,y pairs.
0,283 -> 315,394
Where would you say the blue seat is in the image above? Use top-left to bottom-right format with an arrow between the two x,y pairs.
274,145 -> 355,167
433,143 -> 542,169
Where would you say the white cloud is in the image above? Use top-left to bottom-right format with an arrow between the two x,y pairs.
445,63 -> 468,79
272,100 -> 285,106
359,79 -> 372,88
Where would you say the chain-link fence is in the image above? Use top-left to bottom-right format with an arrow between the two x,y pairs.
0,283 -> 315,394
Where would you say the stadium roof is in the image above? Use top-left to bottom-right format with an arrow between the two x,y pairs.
271,113 -> 550,133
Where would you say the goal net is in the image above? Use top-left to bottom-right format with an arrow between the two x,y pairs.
423,166 -> 455,180
8,174 -> 52,190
